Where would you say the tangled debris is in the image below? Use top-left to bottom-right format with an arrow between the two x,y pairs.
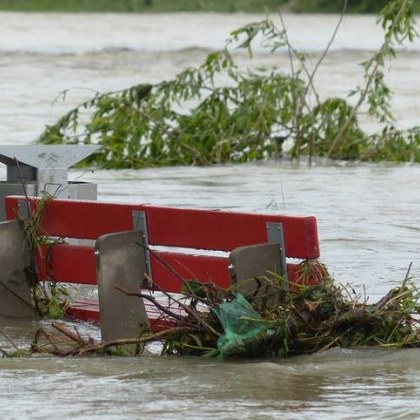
26,261 -> 420,359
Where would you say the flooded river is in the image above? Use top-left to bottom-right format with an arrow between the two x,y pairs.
1,11 -> 420,419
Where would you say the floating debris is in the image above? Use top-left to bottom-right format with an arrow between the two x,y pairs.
23,262 -> 420,360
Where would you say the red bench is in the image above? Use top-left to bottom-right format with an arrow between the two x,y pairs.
4,195 -> 321,341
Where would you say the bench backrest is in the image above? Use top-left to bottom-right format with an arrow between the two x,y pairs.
5,196 -> 320,293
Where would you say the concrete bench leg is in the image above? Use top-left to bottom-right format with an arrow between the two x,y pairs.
96,230 -> 150,343
229,243 -> 283,306
0,220 -> 35,318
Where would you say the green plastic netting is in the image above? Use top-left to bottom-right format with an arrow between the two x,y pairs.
214,293 -> 272,357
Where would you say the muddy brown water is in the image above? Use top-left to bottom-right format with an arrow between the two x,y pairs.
0,12 -> 420,419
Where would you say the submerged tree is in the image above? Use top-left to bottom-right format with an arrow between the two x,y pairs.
37,0 -> 419,168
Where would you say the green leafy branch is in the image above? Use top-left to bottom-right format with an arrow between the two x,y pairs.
37,0 -> 419,166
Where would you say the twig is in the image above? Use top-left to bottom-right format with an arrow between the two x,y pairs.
319,328 -> 351,352
138,247 -> 224,305
0,330 -> 19,350
327,0 -> 409,157
276,1 -> 347,166
14,157 -> 29,201
51,322 -> 91,346
374,262 -> 414,310
134,241 -> 222,336
307,0 -> 348,98
114,286 -> 185,321
135,241 -> 197,296
401,261 -> 413,289
0,348 -> 10,357
78,326 -> 192,355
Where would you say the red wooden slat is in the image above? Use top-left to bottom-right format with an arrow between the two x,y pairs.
146,206 -> 319,259
36,243 -> 231,292
37,245 -> 96,285
5,196 -> 320,259
67,300 -> 178,333
37,242 -> 319,292
149,252 -> 230,292
67,300 -> 100,324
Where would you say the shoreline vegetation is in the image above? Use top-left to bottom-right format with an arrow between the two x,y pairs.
1,0 -> 419,14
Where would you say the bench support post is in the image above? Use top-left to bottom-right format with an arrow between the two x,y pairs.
132,210 -> 151,281
228,222 -> 287,302
96,230 -> 150,344
0,220 -> 35,318
266,222 -> 287,279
